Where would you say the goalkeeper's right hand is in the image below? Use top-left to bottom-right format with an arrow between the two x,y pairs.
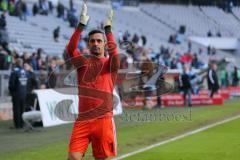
79,3 -> 90,26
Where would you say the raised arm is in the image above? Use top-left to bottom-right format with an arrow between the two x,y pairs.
67,2 -> 89,58
104,10 -> 118,57
67,25 -> 84,58
104,10 -> 120,82
66,3 -> 90,67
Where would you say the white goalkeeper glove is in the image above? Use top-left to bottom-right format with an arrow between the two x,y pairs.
104,9 -> 114,28
79,3 -> 90,26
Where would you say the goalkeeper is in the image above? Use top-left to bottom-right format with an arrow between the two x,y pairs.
67,2 -> 119,160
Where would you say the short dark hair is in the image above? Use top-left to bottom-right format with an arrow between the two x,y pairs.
88,29 -> 104,37
88,29 -> 106,42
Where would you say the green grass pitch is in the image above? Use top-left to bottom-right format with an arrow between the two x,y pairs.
125,117 -> 240,160
0,98 -> 239,160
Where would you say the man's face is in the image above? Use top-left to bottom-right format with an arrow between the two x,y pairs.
24,63 -> 31,71
88,33 -> 106,58
213,64 -> 217,70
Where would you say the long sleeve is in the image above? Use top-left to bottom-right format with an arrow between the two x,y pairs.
67,28 -> 83,58
67,25 -> 87,68
105,31 -> 118,57
105,28 -> 120,84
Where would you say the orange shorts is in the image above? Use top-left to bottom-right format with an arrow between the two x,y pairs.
68,116 -> 117,159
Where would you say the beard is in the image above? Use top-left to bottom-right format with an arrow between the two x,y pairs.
90,46 -> 101,56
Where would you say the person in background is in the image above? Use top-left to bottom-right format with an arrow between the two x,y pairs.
57,1 -> 65,18
31,53 -> 38,70
220,68 -> 229,87
39,0 -> 49,15
22,62 -> 41,131
0,45 -> 10,70
67,9 -> 78,28
207,62 -> 219,98
8,59 -> 28,128
0,12 -> 6,29
232,66 -> 239,86
53,26 -> 60,42
0,0 -> 8,11
32,3 -> 39,16
179,65 -> 192,107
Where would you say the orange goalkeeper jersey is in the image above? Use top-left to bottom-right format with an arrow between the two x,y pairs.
67,28 -> 119,120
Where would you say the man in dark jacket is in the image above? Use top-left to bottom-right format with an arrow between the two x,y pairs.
0,12 -> 7,29
207,63 -> 219,97
179,65 -> 193,106
232,66 -> 239,86
8,59 -> 28,128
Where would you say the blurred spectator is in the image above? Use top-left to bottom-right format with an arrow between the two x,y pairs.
67,9 -> 78,28
32,3 -> 39,16
220,68 -> 229,87
207,30 -> 212,37
123,30 -> 130,41
168,34 -> 173,43
21,52 -> 30,64
140,35 -> 147,46
69,0 -> 73,11
48,0 -> 53,13
31,53 -> 39,70
169,34 -> 177,44
180,52 -> 193,65
155,75 -> 164,108
0,12 -> 7,29
228,1 -> 234,13
232,66 -> 239,86
0,46 -> 7,69
211,47 -> 216,55
57,1 -> 65,18
118,30 -> 123,44
188,41 -> 192,52
179,65 -> 192,107
170,57 -> 177,69
132,33 -> 139,44
216,31 -> 222,37
8,1 -> 15,16
8,59 -> 27,128
37,48 -> 45,70
0,26 -> 10,52
188,67 -> 200,95
0,0 -> 8,11
46,58 -> 57,88
39,0 -> 49,15
207,45 -> 211,55
191,53 -> 204,69
207,63 -> 219,97
53,26 -> 60,42
15,0 -> 28,21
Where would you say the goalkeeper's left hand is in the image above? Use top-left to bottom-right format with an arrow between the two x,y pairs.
104,9 -> 114,28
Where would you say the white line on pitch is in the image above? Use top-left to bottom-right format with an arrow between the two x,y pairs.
113,114 -> 240,160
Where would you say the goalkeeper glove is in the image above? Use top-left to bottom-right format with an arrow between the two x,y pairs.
79,3 -> 90,26
104,9 -> 114,28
